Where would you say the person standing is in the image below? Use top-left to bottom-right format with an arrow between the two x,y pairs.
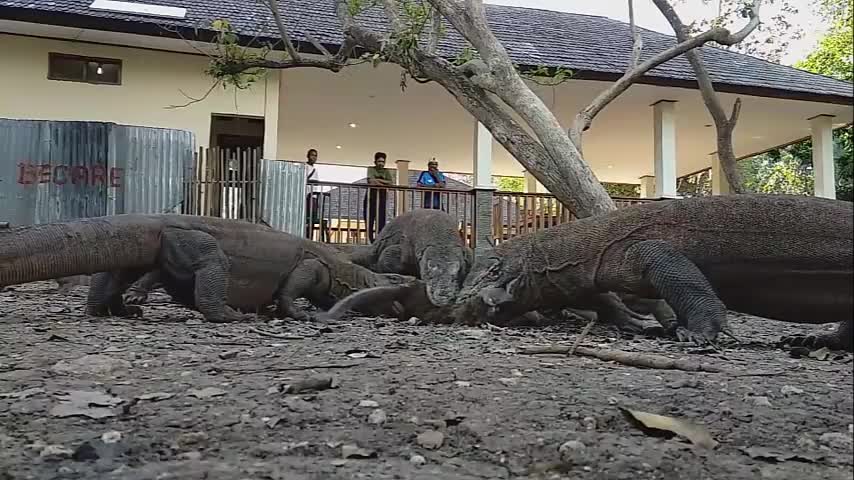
417,158 -> 447,210
364,151 -> 394,242
305,148 -> 327,241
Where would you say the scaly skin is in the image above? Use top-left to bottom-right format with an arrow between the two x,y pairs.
349,209 -> 471,307
456,194 -> 853,351
107,227 -> 419,321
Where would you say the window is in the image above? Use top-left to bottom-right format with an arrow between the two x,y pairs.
48,53 -> 122,85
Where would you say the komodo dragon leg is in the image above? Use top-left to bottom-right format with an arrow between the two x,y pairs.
274,259 -> 329,322
780,318 -> 853,352
619,240 -> 728,345
86,270 -> 148,318
123,270 -> 161,305
87,229 -> 250,323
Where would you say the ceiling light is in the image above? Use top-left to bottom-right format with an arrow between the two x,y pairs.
96,65 -> 103,75
751,135 -> 763,140
335,145 -> 342,149
348,123 -> 358,128
607,165 -> 614,169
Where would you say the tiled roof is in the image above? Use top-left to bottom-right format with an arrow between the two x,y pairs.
1,0 -> 851,100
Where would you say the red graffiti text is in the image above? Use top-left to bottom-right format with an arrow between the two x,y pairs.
17,163 -> 123,188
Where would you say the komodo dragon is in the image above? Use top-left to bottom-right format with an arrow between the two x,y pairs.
111,229 -> 418,321
1,214 -> 275,321
326,195 -> 854,351
349,209 -> 472,306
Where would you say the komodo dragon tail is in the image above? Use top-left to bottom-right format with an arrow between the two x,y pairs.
317,284 -> 416,322
0,215 -> 162,287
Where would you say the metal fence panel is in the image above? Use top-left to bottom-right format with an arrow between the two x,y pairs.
0,119 -> 110,225
108,125 -> 195,215
259,159 -> 306,235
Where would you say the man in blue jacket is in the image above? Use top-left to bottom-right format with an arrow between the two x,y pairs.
417,158 -> 446,210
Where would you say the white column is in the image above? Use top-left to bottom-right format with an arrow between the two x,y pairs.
810,114 -> 836,199
652,100 -> 678,198
710,152 -> 730,195
639,175 -> 656,198
523,170 -> 538,193
473,121 -> 494,188
395,159 -> 410,214
262,71 -> 280,159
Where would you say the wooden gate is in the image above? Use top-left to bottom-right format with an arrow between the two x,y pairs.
182,147 -> 262,222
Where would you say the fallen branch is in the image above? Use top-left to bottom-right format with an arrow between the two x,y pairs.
518,345 -> 726,373
246,326 -> 311,340
568,318 -> 597,356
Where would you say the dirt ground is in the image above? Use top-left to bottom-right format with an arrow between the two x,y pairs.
0,281 -> 851,480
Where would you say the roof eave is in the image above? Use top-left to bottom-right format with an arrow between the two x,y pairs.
1,6 -> 851,106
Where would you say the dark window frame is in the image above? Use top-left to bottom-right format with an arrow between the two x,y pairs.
47,52 -> 123,85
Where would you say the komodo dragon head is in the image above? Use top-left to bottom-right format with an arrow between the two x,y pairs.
418,245 -> 470,307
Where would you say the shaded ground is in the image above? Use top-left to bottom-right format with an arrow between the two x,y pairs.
1,281 -> 852,480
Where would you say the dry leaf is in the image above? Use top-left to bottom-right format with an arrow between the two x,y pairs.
619,407 -> 718,449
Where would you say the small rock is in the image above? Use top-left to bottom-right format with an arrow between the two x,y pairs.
819,432 -> 853,450
781,385 -> 804,396
498,377 -> 518,387
368,409 -> 388,425
185,319 -> 203,325
40,445 -> 73,461
416,430 -> 444,450
187,387 -> 227,399
52,355 -> 131,376
750,396 -> 773,407
582,416 -> 597,431
511,369 -> 523,377
177,451 -> 202,461
341,444 -> 376,459
407,317 -> 420,325
459,329 -> 488,339
101,431 -> 122,444
267,386 -> 280,395
330,459 -> 349,467
454,381 -> 471,388
359,400 -> 380,408
57,466 -> 74,474
409,454 -> 427,466
558,440 -> 586,453
218,350 -> 240,360
135,392 -> 174,402
269,319 -> 285,326
72,442 -> 99,461
176,432 -> 209,449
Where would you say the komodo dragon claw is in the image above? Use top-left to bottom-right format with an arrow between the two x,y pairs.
675,326 -> 720,350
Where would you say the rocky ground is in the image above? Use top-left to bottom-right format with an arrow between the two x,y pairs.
0,281 -> 852,480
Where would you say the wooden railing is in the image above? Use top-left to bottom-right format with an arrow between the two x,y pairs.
305,181 -> 476,245
492,191 -> 654,244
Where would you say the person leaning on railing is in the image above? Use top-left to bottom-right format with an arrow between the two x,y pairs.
417,158 -> 447,211
364,151 -> 394,242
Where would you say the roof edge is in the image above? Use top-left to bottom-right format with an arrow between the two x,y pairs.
1,5 -> 851,105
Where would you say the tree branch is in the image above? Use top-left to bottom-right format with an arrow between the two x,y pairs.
652,0 -> 759,193
261,0 -> 300,61
428,6 -> 442,54
571,0 -> 761,144
628,0 -> 643,68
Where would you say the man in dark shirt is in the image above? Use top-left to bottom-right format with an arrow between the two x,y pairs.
363,151 -> 394,242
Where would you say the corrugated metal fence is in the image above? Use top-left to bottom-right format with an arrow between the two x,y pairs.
0,119 -> 307,235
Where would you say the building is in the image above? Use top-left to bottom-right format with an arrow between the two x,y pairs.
1,0 -> 851,241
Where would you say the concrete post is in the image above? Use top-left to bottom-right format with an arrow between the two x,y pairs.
523,170 -> 538,193
639,175 -> 656,198
262,71 -> 280,160
652,100 -> 678,198
810,114 -> 836,199
710,152 -> 731,195
395,159 -> 410,214
472,120 -> 495,253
